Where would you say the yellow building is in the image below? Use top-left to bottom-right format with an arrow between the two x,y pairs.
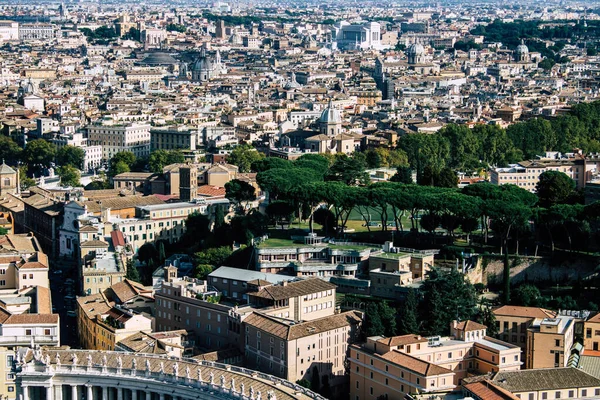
0,347 -> 15,399
77,279 -> 154,350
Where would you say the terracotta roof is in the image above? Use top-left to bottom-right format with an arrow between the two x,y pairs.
18,261 -> 47,270
586,312 -> 600,323
456,320 -> 487,331
197,185 -> 226,198
493,305 -> 556,319
108,279 -> 152,303
111,230 -> 126,247
4,313 -> 59,324
244,310 -> 362,341
381,349 -> 453,377
376,334 -> 428,347
250,278 -> 335,301
83,195 -> 165,213
463,380 -> 521,400
79,225 -> 99,233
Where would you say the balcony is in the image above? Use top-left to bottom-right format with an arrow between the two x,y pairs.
0,335 -> 59,346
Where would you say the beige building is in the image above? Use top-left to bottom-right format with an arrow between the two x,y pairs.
0,347 -> 15,399
243,310 -> 362,396
493,306 -> 575,369
77,280 -> 154,350
248,278 -> 337,322
526,316 -> 575,369
0,233 -> 49,291
368,249 -> 435,299
584,312 -> 600,352
349,321 -> 522,400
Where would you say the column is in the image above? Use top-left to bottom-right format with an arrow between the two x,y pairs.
102,387 -> 108,400
55,385 -> 63,400
159,394 -> 164,400
22,386 -> 29,400
86,385 -> 93,400
117,388 -> 123,400
130,389 -> 137,400
145,392 -> 151,400
71,385 -> 78,400
46,386 -> 54,400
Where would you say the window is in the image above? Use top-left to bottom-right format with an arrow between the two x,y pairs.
370,387 -> 373,395
555,339 -> 561,347
568,390 -> 574,398
6,356 -> 13,367
555,391 -> 561,399
25,329 -> 32,336
581,389 -> 587,396
44,329 -> 50,335
7,387 -> 13,393
542,393 -> 547,400
356,381 -> 359,389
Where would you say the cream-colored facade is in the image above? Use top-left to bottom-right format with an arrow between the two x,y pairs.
243,310 -> 362,396
0,347 -> 15,400
584,313 -> 600,352
349,321 -> 522,400
87,122 -> 151,160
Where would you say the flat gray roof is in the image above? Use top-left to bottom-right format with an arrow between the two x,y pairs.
209,266 -> 297,285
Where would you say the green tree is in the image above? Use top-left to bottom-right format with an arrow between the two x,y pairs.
296,379 -> 311,390
157,241 -> 166,264
512,284 -> 542,307
251,157 -> 292,172
85,171 -> 111,190
137,243 -> 158,265
148,150 -> 185,173
194,264 -> 213,280
56,145 -> 85,169
266,200 -> 294,229
365,149 -> 382,168
125,259 -> 141,283
437,167 -> 458,188
194,246 -> 232,266
379,302 -> 397,337
399,288 -> 419,334
166,23 -> 187,33
365,302 -> 385,337
225,179 -> 256,213
181,212 -> 211,249
390,166 -> 413,184
0,136 -> 22,165
227,145 -> 264,173
476,301 -> 499,336
110,151 -> 136,176
23,139 -> 57,176
58,165 -> 81,187
325,154 -> 369,185
112,161 -> 130,176
536,170 -> 576,207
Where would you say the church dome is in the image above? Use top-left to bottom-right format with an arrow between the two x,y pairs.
516,43 -> 529,54
407,43 -> 425,56
320,100 -> 342,124
192,49 -> 213,72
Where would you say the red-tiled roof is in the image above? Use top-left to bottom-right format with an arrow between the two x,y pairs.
111,230 -> 126,248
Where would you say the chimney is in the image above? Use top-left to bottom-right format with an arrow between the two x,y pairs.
282,281 -> 288,287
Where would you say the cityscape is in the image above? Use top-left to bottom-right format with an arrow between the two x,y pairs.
0,1 -> 600,399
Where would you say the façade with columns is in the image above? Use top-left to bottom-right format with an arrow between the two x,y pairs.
15,348 -> 324,400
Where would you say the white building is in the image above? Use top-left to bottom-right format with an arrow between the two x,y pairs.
0,21 -> 19,41
332,21 -> 382,51
19,24 -> 55,41
87,121 -> 151,160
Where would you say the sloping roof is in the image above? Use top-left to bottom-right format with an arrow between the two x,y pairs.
111,230 -> 126,247
83,195 -> 165,213
456,320 -> 487,331
0,163 -> 16,175
586,312 -> 600,323
4,313 -> 59,324
493,305 -> 556,319
108,279 -> 151,303
376,334 -> 428,347
381,349 -> 453,377
578,356 -> 600,380
243,310 -> 362,341
492,367 -> 600,392
250,278 -> 335,301
463,380 -> 521,400
80,239 -> 109,248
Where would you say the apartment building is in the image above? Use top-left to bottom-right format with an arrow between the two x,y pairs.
208,266 -> 297,303
87,121 -> 151,160
243,310 -> 363,396
150,126 -> 200,151
526,316 -> 575,369
349,321 -> 521,400
584,312 -> 600,352
0,347 -> 16,399
0,233 -> 49,291
493,305 -> 576,369
154,276 -> 246,352
76,280 -> 154,350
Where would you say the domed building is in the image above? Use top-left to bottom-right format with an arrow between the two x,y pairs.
138,52 -> 179,67
191,47 -> 224,82
515,40 -> 530,62
407,43 -> 426,65
319,100 -> 342,136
